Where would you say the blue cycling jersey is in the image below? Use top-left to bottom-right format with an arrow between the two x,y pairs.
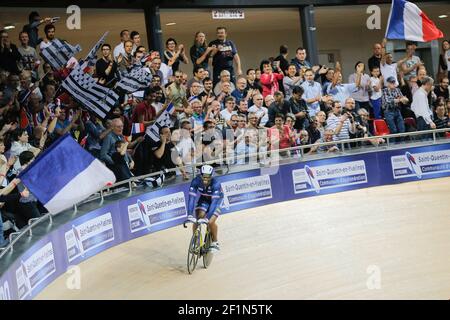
187,175 -> 223,216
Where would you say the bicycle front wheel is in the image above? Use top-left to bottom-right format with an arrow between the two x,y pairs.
187,232 -> 200,274
203,232 -> 214,269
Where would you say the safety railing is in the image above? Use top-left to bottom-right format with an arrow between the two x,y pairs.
1,127 -> 449,260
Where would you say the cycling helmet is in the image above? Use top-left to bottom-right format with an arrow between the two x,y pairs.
200,164 -> 214,177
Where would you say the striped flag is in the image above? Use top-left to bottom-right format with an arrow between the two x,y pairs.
115,67 -> 152,93
131,123 -> 145,135
41,39 -> 82,70
146,103 -> 175,142
79,32 -> 109,72
62,65 -> 119,119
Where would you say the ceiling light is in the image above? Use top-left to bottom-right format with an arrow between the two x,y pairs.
4,25 -> 15,30
438,15 -> 447,18
166,22 -> 176,26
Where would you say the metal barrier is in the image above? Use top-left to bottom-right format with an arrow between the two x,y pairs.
0,127 -> 449,260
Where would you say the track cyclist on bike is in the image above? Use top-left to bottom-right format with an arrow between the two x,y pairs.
187,164 -> 223,253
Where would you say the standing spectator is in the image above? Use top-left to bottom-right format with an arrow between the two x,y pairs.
301,69 -> 322,117
382,76 -> 409,136
368,42 -> 383,71
369,66 -> 384,119
433,77 -> 449,102
166,70 -> 188,114
325,101 -> 356,143
149,56 -> 164,84
438,40 -> 449,80
260,59 -> 284,98
283,64 -> 303,99
17,31 -> 40,74
411,76 -> 436,132
290,47 -> 312,72
0,31 -> 21,74
130,31 -> 141,54
321,68 -> 335,95
327,67 -> 361,106
117,40 -> 134,73
96,44 -> 118,86
149,51 -> 172,86
401,42 -> 422,83
22,11 -> 52,48
306,116 -> 322,144
132,88 -> 157,128
208,27 -> 242,86
84,113 -> 110,159
349,62 -> 371,112
111,140 -> 134,182
288,86 -> 309,131
266,91 -> 290,127
113,30 -> 130,61
273,45 -> 290,76
163,38 -> 189,73
39,24 -> 56,51
248,93 -> 268,127
10,128 -> 42,172
190,31 -> 211,71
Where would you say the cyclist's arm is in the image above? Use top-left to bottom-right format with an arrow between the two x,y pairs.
206,188 -> 223,217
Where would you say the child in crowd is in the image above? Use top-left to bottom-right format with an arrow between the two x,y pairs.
369,66 -> 383,119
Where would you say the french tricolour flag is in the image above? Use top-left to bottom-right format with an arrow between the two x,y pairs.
385,0 -> 443,42
131,123 -> 145,135
18,134 -> 116,215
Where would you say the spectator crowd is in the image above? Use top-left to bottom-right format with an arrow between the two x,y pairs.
0,11 -> 449,246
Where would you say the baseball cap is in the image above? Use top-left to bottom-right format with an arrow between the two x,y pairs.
386,76 -> 397,83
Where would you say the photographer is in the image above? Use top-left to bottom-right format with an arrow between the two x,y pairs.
325,101 -> 356,149
354,108 -> 385,146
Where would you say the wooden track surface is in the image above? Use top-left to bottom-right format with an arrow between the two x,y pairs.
36,177 -> 450,299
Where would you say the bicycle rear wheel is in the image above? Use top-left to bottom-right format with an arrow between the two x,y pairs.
187,232 -> 200,274
202,232 -> 214,269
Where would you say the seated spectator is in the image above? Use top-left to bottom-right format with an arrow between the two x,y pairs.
283,64 -> 303,99
411,76 -> 436,132
321,68 -> 335,95
95,44 -> 118,87
268,113 -> 295,154
191,98 -> 206,131
248,93 -> 268,127
10,128 -> 42,172
231,76 -> 251,104
325,101 -> 356,144
216,81 -> 233,105
306,116 -> 322,145
382,76 -> 409,137
112,140 -> 134,182
246,68 -> 262,93
288,86 -> 309,130
237,99 -> 249,118
320,94 -> 334,114
205,100 -> 225,130
260,59 -> 284,98
171,127 -> 196,177
308,129 -> 339,154
264,94 -> 275,109
188,81 -> 203,99
220,96 -> 238,125
214,70 -> 235,96
100,118 -> 126,168
355,108 -> 385,146
198,77 -> 216,102
433,101 -> 450,136
187,65 -> 206,93
84,112 -> 110,158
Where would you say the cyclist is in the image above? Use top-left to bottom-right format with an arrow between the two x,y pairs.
187,164 -> 223,252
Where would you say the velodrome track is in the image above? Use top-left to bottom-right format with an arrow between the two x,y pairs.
36,177 -> 450,299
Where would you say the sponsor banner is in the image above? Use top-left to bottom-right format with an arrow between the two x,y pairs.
391,149 -> 450,180
292,160 -> 367,194
221,174 -> 273,208
65,212 -> 115,263
125,190 -> 188,235
15,241 -> 56,300
0,273 -> 12,300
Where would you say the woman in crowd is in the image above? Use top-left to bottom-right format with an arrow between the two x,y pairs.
260,59 -> 284,98
164,37 -> 189,73
190,31 -> 210,71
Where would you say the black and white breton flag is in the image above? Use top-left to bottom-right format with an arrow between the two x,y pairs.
115,67 -> 152,93
41,39 -> 82,69
80,31 -> 109,69
62,65 -> 118,119
145,103 -> 175,142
